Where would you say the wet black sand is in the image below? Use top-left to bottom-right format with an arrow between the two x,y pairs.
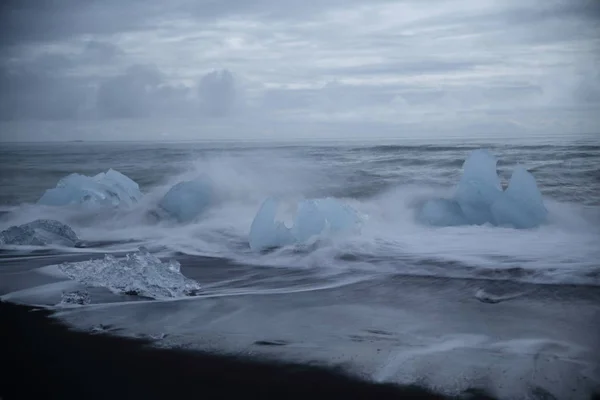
0,300 -> 500,400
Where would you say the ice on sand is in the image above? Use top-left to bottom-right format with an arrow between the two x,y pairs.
0,219 -> 79,247
249,197 -> 360,251
158,179 -> 213,223
418,149 -> 547,229
57,250 -> 201,299
37,169 -> 142,208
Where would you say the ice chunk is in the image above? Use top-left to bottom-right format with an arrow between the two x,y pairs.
418,198 -> 467,227
291,200 -> 327,243
454,149 -> 503,225
418,149 -> 547,229
491,166 -> 548,228
60,290 -> 91,306
158,179 -> 213,223
58,250 -> 201,299
249,198 -> 295,251
292,198 -> 361,242
249,197 -> 360,251
0,219 -> 79,246
312,197 -> 361,233
37,169 -> 142,208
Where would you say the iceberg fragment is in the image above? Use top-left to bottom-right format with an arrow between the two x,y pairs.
491,166 -> 548,229
418,198 -> 467,227
249,197 -> 295,251
418,149 -> 547,229
37,169 -> 142,208
58,250 -> 201,299
454,149 -> 503,225
0,219 -> 79,246
249,197 -> 360,251
158,178 -> 213,223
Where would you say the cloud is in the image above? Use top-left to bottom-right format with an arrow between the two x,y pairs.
0,0 -> 598,139
197,69 -> 239,117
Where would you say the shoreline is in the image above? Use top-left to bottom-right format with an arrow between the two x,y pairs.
0,300 -> 492,400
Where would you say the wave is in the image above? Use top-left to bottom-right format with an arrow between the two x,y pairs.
1,151 -> 599,287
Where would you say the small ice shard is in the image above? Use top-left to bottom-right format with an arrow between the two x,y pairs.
37,169 -> 142,208
249,197 -> 295,251
491,166 -> 548,229
0,219 -> 79,246
158,178 -> 213,223
57,250 -> 202,299
455,149 -> 503,225
60,290 -> 91,306
418,198 -> 467,226
249,197 -> 360,251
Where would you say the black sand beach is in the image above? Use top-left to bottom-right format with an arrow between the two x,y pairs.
0,300 -> 492,400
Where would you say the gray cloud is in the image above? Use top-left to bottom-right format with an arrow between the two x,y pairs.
197,69 -> 238,117
0,0 -> 598,140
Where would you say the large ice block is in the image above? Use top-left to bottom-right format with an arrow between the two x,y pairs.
249,197 -> 360,251
158,179 -> 213,223
248,197 -> 295,251
37,169 -> 142,208
417,149 -> 547,229
418,198 -> 467,227
454,149 -> 503,225
491,166 -> 548,229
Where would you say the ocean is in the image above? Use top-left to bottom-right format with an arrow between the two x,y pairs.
1,139 -> 599,399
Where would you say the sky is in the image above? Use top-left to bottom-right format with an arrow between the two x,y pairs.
0,0 -> 599,141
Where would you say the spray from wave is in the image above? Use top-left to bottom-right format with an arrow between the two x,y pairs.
1,147 -> 599,286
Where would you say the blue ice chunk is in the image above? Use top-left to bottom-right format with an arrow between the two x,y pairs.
312,197 -> 361,233
454,149 -> 503,225
158,179 -> 213,223
249,197 -> 360,251
292,198 -> 360,243
37,169 -> 142,208
418,198 -> 467,226
291,200 -> 327,243
491,166 -> 547,228
249,197 -> 294,251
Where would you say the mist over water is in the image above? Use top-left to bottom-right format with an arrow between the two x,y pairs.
1,140 -> 599,287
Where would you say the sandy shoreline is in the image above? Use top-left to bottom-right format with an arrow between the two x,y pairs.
1,252 -> 599,399
0,300 -> 485,400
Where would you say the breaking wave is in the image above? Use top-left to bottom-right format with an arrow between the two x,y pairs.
1,147 -> 599,287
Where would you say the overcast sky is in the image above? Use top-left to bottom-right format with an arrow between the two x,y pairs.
0,0 -> 598,141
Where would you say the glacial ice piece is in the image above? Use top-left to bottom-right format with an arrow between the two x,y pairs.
292,198 -> 361,242
417,149 -> 547,229
60,290 -> 91,306
57,250 -> 202,299
0,219 -> 79,246
249,198 -> 295,251
454,149 -> 503,225
158,179 -> 213,223
249,197 -> 360,251
490,166 -> 548,229
418,198 -> 467,227
37,169 -> 142,208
